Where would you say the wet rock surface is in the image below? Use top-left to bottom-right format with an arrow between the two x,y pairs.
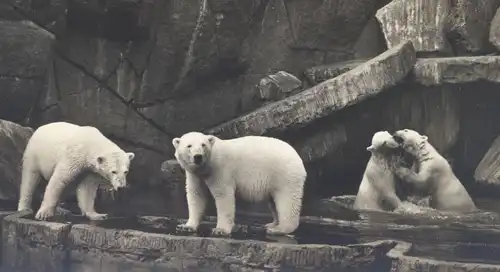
490,7 -> 500,51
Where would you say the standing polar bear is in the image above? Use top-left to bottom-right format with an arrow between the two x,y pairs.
392,129 -> 477,213
173,132 -> 307,236
354,131 -> 408,211
18,122 -> 135,221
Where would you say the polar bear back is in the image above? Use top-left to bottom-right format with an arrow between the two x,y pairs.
208,136 -> 306,202
24,122 -> 121,180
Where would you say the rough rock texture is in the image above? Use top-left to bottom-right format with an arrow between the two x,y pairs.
256,71 -> 302,102
447,0 -> 500,55
353,17 -> 388,59
381,86 -> 459,153
475,136 -> 500,185
294,123 -> 347,164
2,211 -> 71,272
388,242 -> 500,271
1,0 -> 66,35
376,0 -> 500,56
376,0 -> 452,56
0,119 -> 33,201
0,20 -> 54,123
207,41 -> 416,138
491,8 -> 500,51
305,59 -> 367,85
412,56 -> 500,85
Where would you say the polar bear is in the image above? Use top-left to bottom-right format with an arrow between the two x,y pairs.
173,132 -> 307,236
17,122 -> 135,221
354,131 -> 408,211
392,129 -> 477,213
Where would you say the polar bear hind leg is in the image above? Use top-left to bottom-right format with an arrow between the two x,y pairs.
18,157 -> 42,212
267,187 -> 303,235
265,198 -> 279,228
35,163 -> 80,220
77,174 -> 107,220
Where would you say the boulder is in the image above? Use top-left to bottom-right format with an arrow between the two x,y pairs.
489,7 -> 500,52
376,0 -> 452,56
207,41 -> 416,138
412,56 -> 500,86
475,136 -> 500,185
256,71 -> 302,102
304,59 -> 367,85
0,119 -> 33,201
0,20 -> 54,122
447,0 -> 500,55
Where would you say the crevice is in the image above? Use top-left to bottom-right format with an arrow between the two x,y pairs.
282,0 -> 297,42
55,51 -> 178,138
171,0 -> 209,95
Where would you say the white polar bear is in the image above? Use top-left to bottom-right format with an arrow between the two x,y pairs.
392,129 -> 477,213
173,132 -> 307,236
17,122 -> 135,221
354,131 -> 407,211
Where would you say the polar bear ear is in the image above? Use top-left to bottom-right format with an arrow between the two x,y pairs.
127,152 -> 135,161
420,135 -> 428,142
172,138 -> 181,149
366,145 -> 375,152
207,135 -> 216,146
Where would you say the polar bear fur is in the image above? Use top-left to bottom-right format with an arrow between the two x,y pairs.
173,132 -> 307,236
392,129 -> 476,213
354,131 -> 407,211
18,122 -> 135,221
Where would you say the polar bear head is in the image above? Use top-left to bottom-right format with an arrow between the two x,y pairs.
94,151 -> 135,190
367,131 -> 400,153
392,129 -> 428,157
172,132 -> 217,171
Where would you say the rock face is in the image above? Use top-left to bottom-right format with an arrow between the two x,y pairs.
0,20 -> 54,123
0,120 -> 33,201
208,41 -> 416,138
376,0 -> 452,56
376,0 -> 500,56
474,136 -> 500,185
256,71 -> 302,102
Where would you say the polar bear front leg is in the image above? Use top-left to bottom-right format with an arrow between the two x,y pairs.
209,186 -> 235,237
177,173 -> 208,233
36,164 -> 78,221
77,175 -> 107,220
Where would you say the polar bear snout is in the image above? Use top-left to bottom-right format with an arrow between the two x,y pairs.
193,154 -> 204,165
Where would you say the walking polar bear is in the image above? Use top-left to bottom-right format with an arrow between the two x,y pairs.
18,122 -> 135,221
173,132 -> 307,236
354,131 -> 409,211
392,129 -> 477,213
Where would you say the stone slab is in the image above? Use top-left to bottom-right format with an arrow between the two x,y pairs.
207,41 -> 416,138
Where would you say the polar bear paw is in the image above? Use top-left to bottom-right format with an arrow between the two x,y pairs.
176,223 -> 197,233
35,206 -> 55,221
211,227 -> 231,237
265,221 -> 278,229
86,212 -> 108,221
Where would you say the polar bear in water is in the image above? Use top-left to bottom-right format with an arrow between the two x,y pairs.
172,132 -> 307,236
18,122 -> 135,221
392,129 -> 477,213
354,131 -> 409,211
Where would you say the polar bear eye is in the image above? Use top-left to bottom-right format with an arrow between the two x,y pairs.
124,170 -> 128,175
111,171 -> 117,174
187,144 -> 192,148
201,143 -> 206,147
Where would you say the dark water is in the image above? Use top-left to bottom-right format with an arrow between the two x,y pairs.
40,195 -> 500,265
